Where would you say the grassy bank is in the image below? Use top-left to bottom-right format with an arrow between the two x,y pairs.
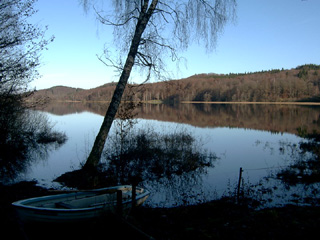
1,181 -> 320,239
131,200 -> 320,239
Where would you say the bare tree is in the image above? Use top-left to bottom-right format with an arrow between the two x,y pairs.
0,0 -> 67,180
0,0 -> 53,102
81,0 -> 237,168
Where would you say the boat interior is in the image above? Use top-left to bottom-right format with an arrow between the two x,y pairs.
27,187 -> 139,209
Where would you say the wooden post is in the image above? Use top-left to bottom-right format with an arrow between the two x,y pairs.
132,184 -> 137,210
237,167 -> 243,203
116,190 -> 123,215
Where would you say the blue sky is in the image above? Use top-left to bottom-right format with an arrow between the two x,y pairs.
31,0 -> 320,90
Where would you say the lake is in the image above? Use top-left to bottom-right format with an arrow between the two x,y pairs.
15,102 -> 320,208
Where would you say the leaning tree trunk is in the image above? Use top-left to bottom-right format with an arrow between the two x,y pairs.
84,0 -> 158,169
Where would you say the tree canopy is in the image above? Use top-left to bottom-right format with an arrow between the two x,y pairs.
83,0 -> 236,81
0,0 -> 53,101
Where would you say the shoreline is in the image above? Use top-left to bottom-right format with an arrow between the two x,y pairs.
1,181 -> 320,239
28,99 -> 320,105
181,101 -> 320,105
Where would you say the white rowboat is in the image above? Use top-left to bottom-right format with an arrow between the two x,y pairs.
12,185 -> 150,223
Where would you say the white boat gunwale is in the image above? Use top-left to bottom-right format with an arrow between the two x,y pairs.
12,185 -> 150,217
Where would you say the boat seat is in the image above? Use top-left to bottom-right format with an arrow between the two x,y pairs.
55,202 -> 77,209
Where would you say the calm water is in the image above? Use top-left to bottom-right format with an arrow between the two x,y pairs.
16,103 -> 320,207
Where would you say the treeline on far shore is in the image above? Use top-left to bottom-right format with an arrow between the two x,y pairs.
29,64 -> 320,104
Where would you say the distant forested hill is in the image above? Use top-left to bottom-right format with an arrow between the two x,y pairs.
29,64 -> 320,103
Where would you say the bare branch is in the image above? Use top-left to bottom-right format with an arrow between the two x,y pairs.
93,5 -> 138,26
96,53 -> 124,74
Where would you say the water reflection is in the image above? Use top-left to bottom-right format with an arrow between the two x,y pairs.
36,102 -> 320,135
143,172 -> 216,207
276,131 -> 320,185
103,127 -> 217,183
0,110 -> 67,184
232,131 -> 320,208
23,103 -> 320,207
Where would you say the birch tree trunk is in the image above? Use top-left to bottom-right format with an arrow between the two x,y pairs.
84,0 -> 158,168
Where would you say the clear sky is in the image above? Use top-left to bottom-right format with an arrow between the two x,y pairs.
31,0 -> 320,90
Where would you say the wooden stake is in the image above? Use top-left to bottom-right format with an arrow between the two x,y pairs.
237,167 -> 243,203
132,184 -> 137,210
116,190 -> 123,215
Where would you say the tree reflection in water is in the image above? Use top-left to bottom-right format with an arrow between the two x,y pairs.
277,128 -> 320,185
0,109 -> 67,183
101,120 -> 320,208
102,127 -> 218,206
22,102 -> 320,208
243,129 -> 320,208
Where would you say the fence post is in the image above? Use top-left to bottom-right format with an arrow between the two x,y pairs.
237,167 -> 243,203
132,184 -> 137,210
116,190 -> 123,215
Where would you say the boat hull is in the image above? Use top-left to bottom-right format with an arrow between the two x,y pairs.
12,185 -> 149,223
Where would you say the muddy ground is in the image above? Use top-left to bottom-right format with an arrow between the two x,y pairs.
1,181 -> 320,239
